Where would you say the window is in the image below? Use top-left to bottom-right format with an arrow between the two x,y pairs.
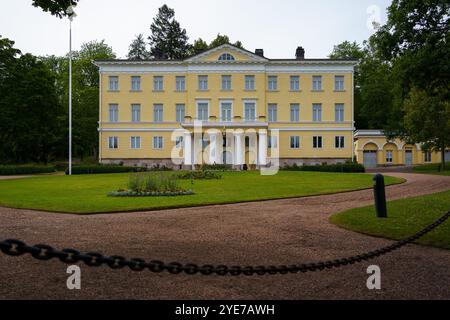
290,104 -> 300,122
335,104 -> 344,122
218,53 -> 235,61
312,76 -> 322,91
109,76 -> 119,91
424,151 -> 432,163
131,76 -> 141,91
335,136 -> 345,149
175,136 -> 183,149
313,136 -> 323,149
245,75 -> 255,90
313,104 -> 322,122
290,136 -> 300,149
109,104 -> 118,122
202,137 -> 209,150
153,104 -> 163,122
221,75 -> 232,90
335,76 -> 344,91
130,136 -> 141,149
175,76 -> 185,91
244,102 -> 256,121
197,102 -> 209,121
268,104 -> 277,122
290,76 -> 300,91
153,76 -> 163,91
268,76 -> 278,91
221,102 -> 232,122
386,150 -> 393,163
268,136 -> 278,149
108,136 -> 118,149
176,104 -> 185,123
198,75 -> 208,90
153,136 -> 163,149
131,104 -> 141,122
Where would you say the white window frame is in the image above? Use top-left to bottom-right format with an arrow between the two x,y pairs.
290,136 -> 300,149
108,76 -> 119,91
175,76 -> 185,91
108,136 -> 118,149
268,135 -> 278,149
312,75 -> 322,91
175,136 -> 183,149
268,104 -> 277,122
268,76 -> 278,91
131,104 -> 141,122
290,104 -> 300,123
313,104 -> 322,122
153,136 -> 164,149
131,76 -> 141,91
221,75 -> 232,91
386,150 -> 393,163
245,75 -> 255,90
335,75 -> 345,91
220,101 -> 233,122
290,75 -> 300,91
335,136 -> 345,149
335,104 -> 345,122
243,100 -> 257,122
424,151 -> 432,163
218,53 -> 235,61
109,104 -> 118,122
153,76 -> 164,91
130,136 -> 141,149
313,136 -> 323,149
176,104 -> 185,123
196,100 -> 210,121
198,75 -> 208,91
153,104 -> 163,123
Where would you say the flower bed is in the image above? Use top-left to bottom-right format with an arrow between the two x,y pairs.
108,190 -> 193,197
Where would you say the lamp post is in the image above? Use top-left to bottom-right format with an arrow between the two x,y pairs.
66,5 -> 77,175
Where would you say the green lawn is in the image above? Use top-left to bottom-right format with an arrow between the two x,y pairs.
330,190 -> 450,249
0,171 -> 403,214
413,162 -> 450,176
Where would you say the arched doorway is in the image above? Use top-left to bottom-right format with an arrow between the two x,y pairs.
363,143 -> 378,168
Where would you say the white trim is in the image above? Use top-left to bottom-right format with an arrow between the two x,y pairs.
99,128 -> 184,132
185,44 -> 269,63
196,100 -> 210,121
272,127 -> 354,131
242,99 -> 257,121
219,100 -> 234,122
360,140 -> 382,151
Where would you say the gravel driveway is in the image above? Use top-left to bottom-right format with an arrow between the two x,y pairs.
0,172 -> 449,299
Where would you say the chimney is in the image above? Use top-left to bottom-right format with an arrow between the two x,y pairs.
255,49 -> 264,57
295,46 -> 305,60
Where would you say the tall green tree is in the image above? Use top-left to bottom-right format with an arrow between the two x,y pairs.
209,34 -> 244,49
128,34 -> 150,60
32,0 -> 79,18
148,4 -> 191,59
190,38 -> 209,55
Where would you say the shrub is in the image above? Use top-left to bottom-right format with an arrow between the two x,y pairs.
0,165 -> 57,176
282,162 -> 365,173
146,164 -> 173,171
176,170 -> 222,180
199,164 -> 233,171
125,172 -> 184,193
66,165 -> 147,175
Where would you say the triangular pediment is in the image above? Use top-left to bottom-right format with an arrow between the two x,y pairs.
185,44 -> 268,63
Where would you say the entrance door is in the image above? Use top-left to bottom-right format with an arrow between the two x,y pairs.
363,151 -> 377,168
405,150 -> 413,165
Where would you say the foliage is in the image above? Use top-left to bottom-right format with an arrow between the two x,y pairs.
148,4 -> 191,59
176,170 -> 222,180
190,38 -> 209,55
208,34 -> 244,49
0,165 -> 56,175
413,162 -> 450,176
126,172 -> 183,193
66,165 -> 147,175
199,164 -> 233,171
282,162 -> 365,173
127,34 -> 150,60
31,0 -> 79,18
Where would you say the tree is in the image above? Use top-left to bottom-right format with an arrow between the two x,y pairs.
329,41 -> 365,60
148,4 -> 191,59
209,34 -> 244,49
403,88 -> 450,171
190,38 -> 209,55
31,0 -> 79,18
127,34 -> 150,60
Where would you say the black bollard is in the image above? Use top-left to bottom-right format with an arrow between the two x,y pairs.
373,174 -> 388,218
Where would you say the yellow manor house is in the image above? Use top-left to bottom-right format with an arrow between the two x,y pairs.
94,44 -> 358,169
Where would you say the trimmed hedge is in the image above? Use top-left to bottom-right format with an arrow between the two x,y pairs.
66,165 -> 147,175
0,165 -> 57,176
283,162 -> 365,173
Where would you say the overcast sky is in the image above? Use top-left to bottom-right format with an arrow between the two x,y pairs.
1,0 -> 391,59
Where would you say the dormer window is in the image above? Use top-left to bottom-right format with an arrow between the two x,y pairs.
218,53 -> 235,61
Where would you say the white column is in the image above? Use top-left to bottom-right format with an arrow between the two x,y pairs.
234,132 -> 243,166
209,132 -> 217,164
183,132 -> 192,166
258,130 -> 267,166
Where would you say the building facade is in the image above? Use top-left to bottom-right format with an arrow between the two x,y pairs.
94,44 -> 357,169
354,130 -> 450,168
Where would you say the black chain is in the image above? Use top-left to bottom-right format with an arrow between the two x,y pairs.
1,210 -> 449,276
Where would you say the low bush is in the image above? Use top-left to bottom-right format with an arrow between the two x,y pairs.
0,165 -> 57,176
198,164 -> 233,171
66,165 -> 147,175
121,172 -> 189,195
282,162 -> 365,173
176,170 -> 222,180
